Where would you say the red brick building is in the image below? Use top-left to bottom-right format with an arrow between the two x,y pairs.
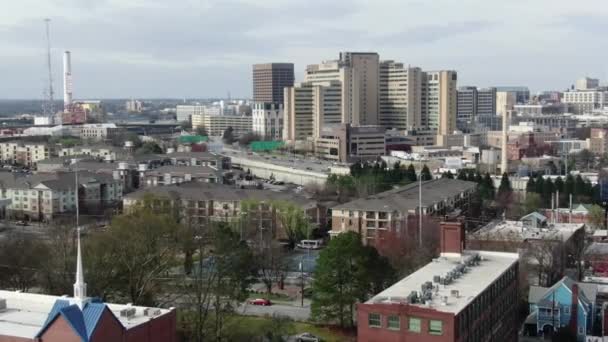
357,222 -> 520,342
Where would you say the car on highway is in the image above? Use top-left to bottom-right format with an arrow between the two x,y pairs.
294,332 -> 320,341
248,298 -> 272,306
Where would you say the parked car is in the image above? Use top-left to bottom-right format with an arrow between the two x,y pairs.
248,298 -> 271,306
294,332 -> 320,342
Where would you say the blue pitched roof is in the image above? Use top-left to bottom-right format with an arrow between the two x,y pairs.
82,302 -> 107,339
61,305 -> 88,341
37,300 -> 122,341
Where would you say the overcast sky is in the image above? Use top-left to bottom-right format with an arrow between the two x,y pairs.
1,0 -> 606,99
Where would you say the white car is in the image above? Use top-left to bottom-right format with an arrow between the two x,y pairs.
294,332 -> 320,342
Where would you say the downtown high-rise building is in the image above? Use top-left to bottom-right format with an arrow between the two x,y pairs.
252,63 -> 294,105
457,86 -> 496,123
284,52 -> 379,142
422,70 -> 458,135
379,61 -> 423,130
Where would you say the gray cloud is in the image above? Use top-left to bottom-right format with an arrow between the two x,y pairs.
0,0 -> 607,98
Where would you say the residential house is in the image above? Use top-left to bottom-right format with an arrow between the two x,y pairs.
525,276 -> 597,341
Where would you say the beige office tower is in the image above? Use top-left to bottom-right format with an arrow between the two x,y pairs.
304,52 -> 379,126
379,61 -> 423,130
422,70 -> 457,135
496,91 -> 516,116
284,81 -> 342,141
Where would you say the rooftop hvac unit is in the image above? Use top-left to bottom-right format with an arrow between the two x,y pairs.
0,298 -> 6,311
144,308 -> 161,317
433,275 -> 441,283
451,290 -> 460,298
120,307 -> 136,318
408,291 -> 418,304
373,296 -> 388,304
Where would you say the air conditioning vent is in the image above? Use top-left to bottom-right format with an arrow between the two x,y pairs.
120,307 -> 136,318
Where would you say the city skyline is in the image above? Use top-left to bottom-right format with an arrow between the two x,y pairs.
0,0 -> 606,99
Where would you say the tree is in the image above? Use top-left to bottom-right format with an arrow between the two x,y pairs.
135,141 -> 163,155
84,203 -> 183,305
179,223 -> 256,342
588,205 -> 605,230
222,127 -> 236,144
179,120 -> 192,131
523,193 -> 542,215
271,201 -> 312,245
239,132 -> 262,146
498,173 -> 512,195
577,149 -> 594,172
0,233 -> 50,291
457,169 -> 468,181
311,232 -> 395,328
542,178 -> 555,207
406,164 -> 418,182
257,241 -> 290,294
194,126 -> 208,136
479,173 -> 495,200
526,177 -> 536,193
441,170 -> 454,179
420,164 -> 432,181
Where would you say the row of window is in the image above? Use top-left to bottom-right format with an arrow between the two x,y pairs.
368,313 -> 443,335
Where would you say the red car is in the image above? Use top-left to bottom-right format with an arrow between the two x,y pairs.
249,298 -> 272,306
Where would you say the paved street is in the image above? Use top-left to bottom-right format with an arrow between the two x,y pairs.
238,299 -> 311,321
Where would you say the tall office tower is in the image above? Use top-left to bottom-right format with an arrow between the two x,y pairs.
304,52 -> 379,126
283,83 -> 314,141
339,52 -> 379,125
576,77 -> 600,90
63,51 -> 73,112
496,91 -> 516,116
421,70 -> 457,135
457,86 -> 497,124
457,86 -> 477,122
252,63 -> 294,105
283,81 -> 342,141
477,87 -> 497,116
379,61 -> 422,130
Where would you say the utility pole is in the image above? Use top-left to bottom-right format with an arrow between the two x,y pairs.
418,169 -> 422,247
299,259 -> 304,307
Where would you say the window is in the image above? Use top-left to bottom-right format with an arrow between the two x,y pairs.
578,327 -> 584,335
368,313 -> 381,328
564,306 -> 570,314
387,315 -> 400,330
408,317 -> 421,333
429,320 -> 443,335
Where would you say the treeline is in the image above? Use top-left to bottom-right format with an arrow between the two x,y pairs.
526,174 -> 599,206
327,161 -> 432,200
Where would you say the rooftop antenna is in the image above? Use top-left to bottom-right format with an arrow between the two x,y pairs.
43,18 -> 55,118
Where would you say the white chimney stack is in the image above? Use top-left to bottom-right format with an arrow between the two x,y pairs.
63,50 -> 73,111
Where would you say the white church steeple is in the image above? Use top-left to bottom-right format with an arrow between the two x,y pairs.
73,227 -> 87,309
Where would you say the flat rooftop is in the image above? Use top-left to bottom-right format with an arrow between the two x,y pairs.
0,290 -> 172,339
471,220 -> 583,242
366,250 -> 518,314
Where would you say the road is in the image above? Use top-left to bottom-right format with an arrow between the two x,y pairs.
238,299 -> 311,321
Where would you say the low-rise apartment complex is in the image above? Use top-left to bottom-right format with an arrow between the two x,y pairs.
0,142 -> 53,167
330,179 -> 477,245
123,183 -> 325,240
0,171 -> 123,220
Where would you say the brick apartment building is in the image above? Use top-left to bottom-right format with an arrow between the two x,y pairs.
357,222 -> 520,342
330,179 -> 477,245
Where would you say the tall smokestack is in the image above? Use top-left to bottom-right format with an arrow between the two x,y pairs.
500,107 -> 511,175
63,50 -> 73,111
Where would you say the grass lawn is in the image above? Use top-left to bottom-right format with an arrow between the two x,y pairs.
227,315 -> 355,342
